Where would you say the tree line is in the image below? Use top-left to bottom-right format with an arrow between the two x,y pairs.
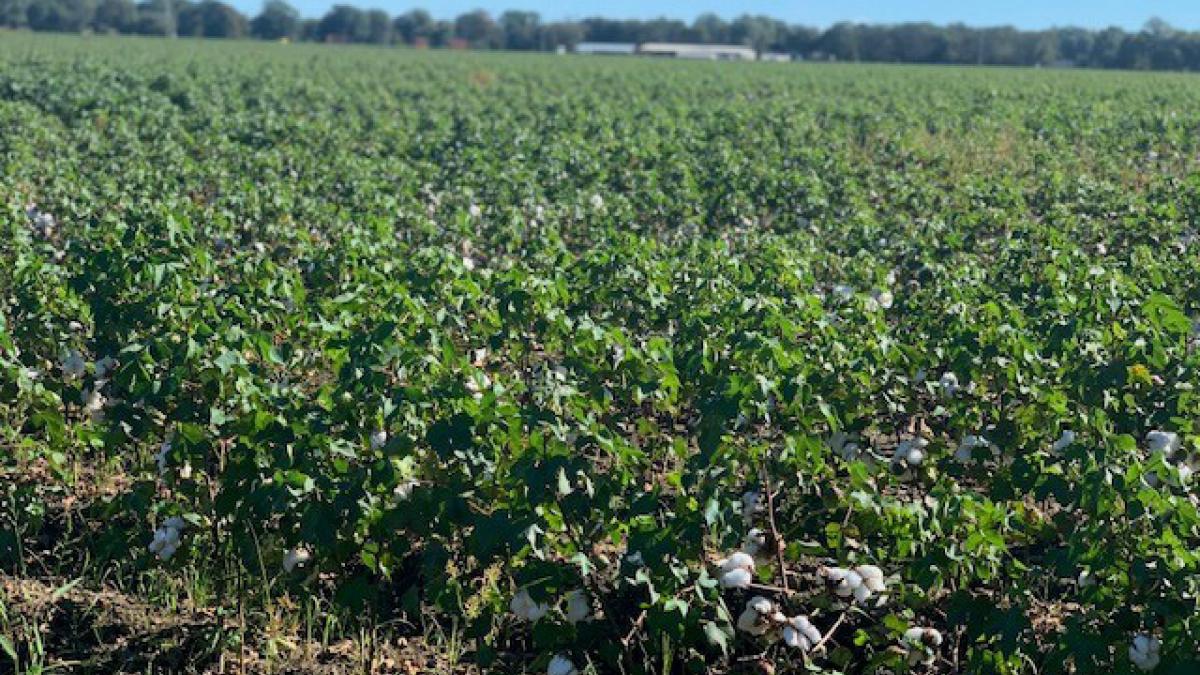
2,0 -> 1200,71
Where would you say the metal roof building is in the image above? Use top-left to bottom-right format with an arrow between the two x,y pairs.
575,42 -> 638,55
637,43 -> 757,61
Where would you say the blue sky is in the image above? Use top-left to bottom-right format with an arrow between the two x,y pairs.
227,0 -> 1200,31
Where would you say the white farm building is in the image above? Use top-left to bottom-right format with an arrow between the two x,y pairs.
574,42 -> 638,55
637,43 -> 757,61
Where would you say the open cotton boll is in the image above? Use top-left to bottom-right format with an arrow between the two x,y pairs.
718,551 -> 756,589
782,615 -> 822,651
955,435 -> 996,462
893,438 -> 929,468
547,655 -> 578,675
465,371 -> 492,400
155,438 -> 173,474
563,590 -> 590,624
510,588 -> 550,622
369,429 -> 388,450
856,565 -> 886,593
283,547 -> 312,573
1051,430 -> 1076,453
468,204 -> 482,218
94,356 -> 118,379
735,596 -> 776,636
61,350 -> 86,379
903,627 -> 943,666
1129,634 -> 1161,671
938,372 -> 960,397
823,565 -> 886,602
1146,431 -> 1180,455
742,528 -> 767,559
589,194 -> 604,210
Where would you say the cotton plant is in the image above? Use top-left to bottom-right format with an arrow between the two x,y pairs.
901,627 -> 943,666
821,564 -> 888,603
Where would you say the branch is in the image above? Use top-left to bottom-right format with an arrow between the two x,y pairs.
762,464 -> 788,592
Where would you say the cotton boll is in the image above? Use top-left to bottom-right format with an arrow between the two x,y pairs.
856,565 -> 886,593
547,655 -> 578,675
938,372 -> 960,397
742,528 -> 767,559
283,547 -> 312,573
720,552 -> 756,574
155,439 -> 173,474
563,590 -> 590,624
94,356 -> 117,379
720,567 -> 753,589
1052,430 -> 1076,453
510,588 -> 550,622
736,596 -> 776,636
394,479 -> 418,500
462,256 -> 477,271
903,627 -> 942,666
589,194 -> 604,210
893,438 -> 929,469
61,350 -> 86,379
1129,634 -> 1161,671
782,615 -> 822,651
1146,431 -> 1180,455
369,429 -> 388,450
468,204 -> 482,218
1076,569 -> 1095,588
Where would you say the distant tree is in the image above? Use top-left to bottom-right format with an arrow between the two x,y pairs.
538,20 -> 582,50
26,0 -> 94,31
177,0 -> 245,38
392,8 -> 430,44
92,0 -> 134,32
250,0 -> 297,40
364,8 -> 390,43
692,13 -> 728,45
0,0 -> 30,27
454,9 -> 499,48
133,0 -> 175,35
316,4 -> 367,43
499,10 -> 538,50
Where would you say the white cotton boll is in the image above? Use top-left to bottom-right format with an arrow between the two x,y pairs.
394,479 -> 418,500
736,596 -> 775,635
1146,431 -> 1180,455
939,372 -> 960,397
1129,634 -> 1161,671
856,565 -> 886,593
836,570 -> 863,597
155,439 -> 173,474
831,284 -> 854,302
283,547 -> 312,573
782,615 -> 822,650
462,256 -> 476,271
742,528 -> 767,558
369,429 -> 388,450
871,289 -> 894,310
903,627 -> 942,666
720,551 -> 755,574
589,194 -> 604,210
82,388 -> 106,414
178,462 -> 193,480
894,438 -> 929,468
61,350 -> 86,379
823,566 -> 849,583
547,655 -> 578,675
853,583 -> 871,602
465,371 -> 492,400
1076,569 -> 1095,588
1052,430 -> 1076,453
468,204 -> 482,218
956,435 -> 994,462
94,356 -> 117,379
720,567 -> 753,589
563,590 -> 590,624
510,588 -> 550,622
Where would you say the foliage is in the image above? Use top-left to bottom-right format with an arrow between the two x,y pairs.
2,34 -> 1200,674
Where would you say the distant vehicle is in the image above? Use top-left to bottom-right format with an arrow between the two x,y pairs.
637,43 -> 757,61
760,52 -> 792,63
